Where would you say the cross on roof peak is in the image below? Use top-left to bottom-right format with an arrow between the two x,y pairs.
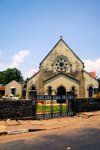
60,35 -> 63,39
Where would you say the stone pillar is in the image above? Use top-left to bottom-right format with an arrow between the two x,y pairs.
79,71 -> 85,98
26,90 -> 28,99
37,69 -> 44,95
52,89 -> 55,95
70,64 -> 72,73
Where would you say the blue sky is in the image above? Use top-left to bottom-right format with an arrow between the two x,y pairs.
0,0 -> 100,79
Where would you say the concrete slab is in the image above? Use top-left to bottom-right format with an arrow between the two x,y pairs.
47,120 -> 61,123
58,119 -> 69,123
17,120 -> 31,125
0,125 -> 7,135
40,120 -> 52,124
28,124 -> 47,130
0,121 -> 6,125
7,125 -> 30,132
8,129 -> 29,135
29,120 -> 43,125
7,125 -> 29,135
44,124 -> 63,129
7,124 -> 46,135
66,117 -> 83,122
6,120 -> 19,126
82,111 -> 100,116
54,122 -> 70,127
42,123 -> 68,129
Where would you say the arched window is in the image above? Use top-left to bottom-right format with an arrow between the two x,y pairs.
32,86 -> 36,90
88,86 -> 93,97
48,87 -> 52,95
29,85 -> 36,90
72,86 -> 75,91
29,85 -> 37,100
57,86 -> 66,95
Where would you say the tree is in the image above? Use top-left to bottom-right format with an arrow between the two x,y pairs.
0,68 -> 24,84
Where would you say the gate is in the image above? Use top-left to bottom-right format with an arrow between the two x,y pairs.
36,95 -> 74,120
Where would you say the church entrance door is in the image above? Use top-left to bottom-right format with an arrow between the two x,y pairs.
57,86 -> 66,95
57,86 -> 66,103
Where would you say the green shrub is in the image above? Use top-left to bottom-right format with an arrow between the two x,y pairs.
0,94 -> 2,98
14,94 -> 20,97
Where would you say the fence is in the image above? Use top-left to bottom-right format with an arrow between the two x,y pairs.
35,95 -> 74,120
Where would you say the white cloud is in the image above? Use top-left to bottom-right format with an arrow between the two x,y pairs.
0,51 -> 2,57
9,49 -> 30,68
83,57 -> 100,78
0,64 -> 6,71
24,69 -> 38,79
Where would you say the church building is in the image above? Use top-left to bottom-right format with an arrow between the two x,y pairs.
26,37 -> 98,99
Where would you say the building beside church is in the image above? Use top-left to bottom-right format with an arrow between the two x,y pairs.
26,37 -> 98,99
5,80 -> 25,98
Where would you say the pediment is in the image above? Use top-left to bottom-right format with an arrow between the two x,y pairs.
39,39 -> 84,73
40,39 -> 84,67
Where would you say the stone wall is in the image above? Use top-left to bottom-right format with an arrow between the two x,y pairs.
0,99 -> 36,120
74,98 -> 100,113
1,98 -> 100,120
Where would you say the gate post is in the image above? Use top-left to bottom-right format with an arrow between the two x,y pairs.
31,98 -> 36,118
68,95 -> 75,116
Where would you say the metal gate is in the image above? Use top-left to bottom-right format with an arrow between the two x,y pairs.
35,95 -> 74,120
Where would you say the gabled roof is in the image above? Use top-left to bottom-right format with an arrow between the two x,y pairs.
40,39 -> 84,66
5,80 -> 21,87
84,70 -> 97,81
27,71 -> 40,83
43,71 -> 80,83
88,71 -> 96,78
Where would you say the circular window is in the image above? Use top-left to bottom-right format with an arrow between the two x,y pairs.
54,56 -> 69,72
59,62 -> 64,67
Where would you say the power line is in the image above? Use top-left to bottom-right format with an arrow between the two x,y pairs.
0,59 -> 37,66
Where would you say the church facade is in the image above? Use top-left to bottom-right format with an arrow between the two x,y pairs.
26,37 -> 98,99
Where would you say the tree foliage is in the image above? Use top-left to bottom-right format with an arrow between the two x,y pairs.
0,68 -> 24,84
98,78 -> 100,84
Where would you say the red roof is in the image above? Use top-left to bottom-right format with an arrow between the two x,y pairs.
88,71 -> 96,78
0,87 -> 5,91
33,71 -> 36,76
